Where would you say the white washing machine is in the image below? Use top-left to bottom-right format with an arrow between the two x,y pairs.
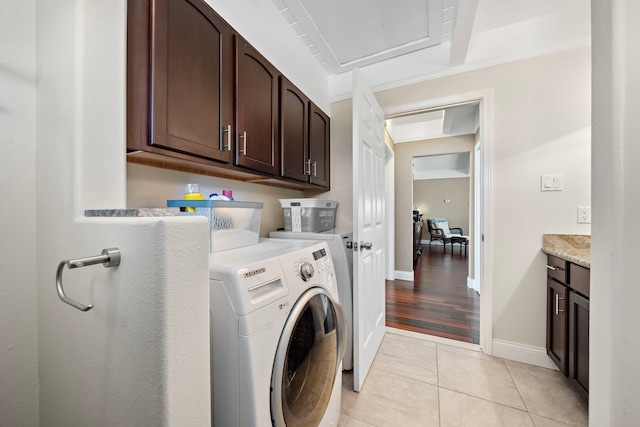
209,238 -> 346,427
269,227 -> 354,370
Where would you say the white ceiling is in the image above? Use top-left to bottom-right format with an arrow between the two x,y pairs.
271,0 -> 450,74
269,0 -> 590,145
386,102 -> 479,143
270,0 -> 591,78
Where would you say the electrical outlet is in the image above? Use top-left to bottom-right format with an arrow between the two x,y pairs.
577,206 -> 591,224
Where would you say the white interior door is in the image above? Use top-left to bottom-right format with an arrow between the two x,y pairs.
352,69 -> 386,392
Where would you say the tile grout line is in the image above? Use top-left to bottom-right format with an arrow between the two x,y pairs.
502,358 -> 539,425
500,358 -> 535,418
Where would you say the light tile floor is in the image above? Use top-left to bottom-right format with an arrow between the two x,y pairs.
339,331 -> 588,427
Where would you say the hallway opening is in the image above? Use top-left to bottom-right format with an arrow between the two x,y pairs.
386,247 -> 479,344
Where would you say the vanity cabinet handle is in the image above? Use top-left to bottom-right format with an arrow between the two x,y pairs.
555,293 -> 565,315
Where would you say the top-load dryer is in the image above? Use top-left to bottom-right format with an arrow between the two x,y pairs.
209,238 -> 346,427
269,227 -> 354,370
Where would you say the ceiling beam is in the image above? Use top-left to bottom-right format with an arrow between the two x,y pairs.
449,0 -> 479,66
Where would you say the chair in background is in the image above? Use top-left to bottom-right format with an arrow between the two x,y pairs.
426,218 -> 464,253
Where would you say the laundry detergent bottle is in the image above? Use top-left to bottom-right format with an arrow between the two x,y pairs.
184,183 -> 204,212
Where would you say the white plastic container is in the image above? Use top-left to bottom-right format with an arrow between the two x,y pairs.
167,200 -> 263,252
279,199 -> 339,232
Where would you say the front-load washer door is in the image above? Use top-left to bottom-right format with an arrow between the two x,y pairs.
271,287 -> 345,427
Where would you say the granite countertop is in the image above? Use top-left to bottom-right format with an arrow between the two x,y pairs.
85,208 -> 180,217
541,234 -> 591,268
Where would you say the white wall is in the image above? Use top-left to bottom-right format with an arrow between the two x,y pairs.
376,48 -> 592,349
0,1 -> 39,425
414,178 -> 471,236
35,1 -> 209,425
591,0 -> 640,424
322,99 -> 354,228
127,163 -> 304,236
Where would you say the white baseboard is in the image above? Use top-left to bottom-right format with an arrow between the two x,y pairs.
492,339 -> 559,370
467,276 -> 474,290
394,270 -> 414,281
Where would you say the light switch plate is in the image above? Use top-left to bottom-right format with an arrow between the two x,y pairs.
541,174 -> 564,191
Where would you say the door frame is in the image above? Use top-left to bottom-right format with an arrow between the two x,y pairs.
383,88 -> 494,355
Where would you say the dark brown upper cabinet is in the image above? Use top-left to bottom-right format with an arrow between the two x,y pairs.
280,77 -> 310,183
127,0 -> 233,163
127,1 -> 330,189
235,35 -> 279,176
280,77 -> 330,189
308,102 -> 330,189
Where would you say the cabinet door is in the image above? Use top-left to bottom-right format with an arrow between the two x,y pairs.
235,36 -> 279,175
150,0 -> 233,162
309,103 -> 330,189
280,77 -> 309,183
568,291 -> 589,396
547,278 -> 568,373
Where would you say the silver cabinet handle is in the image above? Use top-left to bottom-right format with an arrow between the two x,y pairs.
312,161 -> 317,177
305,159 -> 311,175
546,265 -> 564,271
554,293 -> 565,315
56,248 -> 121,311
223,124 -> 231,151
239,131 -> 247,155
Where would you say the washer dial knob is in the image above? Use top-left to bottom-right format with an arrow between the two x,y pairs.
299,262 -> 314,282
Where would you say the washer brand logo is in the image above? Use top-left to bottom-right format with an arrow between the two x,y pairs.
243,268 -> 266,278
279,301 -> 289,310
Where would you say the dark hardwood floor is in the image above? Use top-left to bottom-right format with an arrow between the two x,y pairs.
385,244 -> 480,344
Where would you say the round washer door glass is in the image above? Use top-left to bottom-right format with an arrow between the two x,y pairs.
271,287 -> 344,427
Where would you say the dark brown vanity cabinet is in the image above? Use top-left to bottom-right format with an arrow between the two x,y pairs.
547,275 -> 568,373
568,263 -> 590,397
127,0 -> 233,163
280,78 -> 330,189
235,36 -> 279,176
546,255 -> 590,397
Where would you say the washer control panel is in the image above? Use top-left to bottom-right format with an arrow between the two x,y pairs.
279,242 -> 336,289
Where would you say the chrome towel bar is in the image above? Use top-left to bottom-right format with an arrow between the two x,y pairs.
56,248 -> 121,311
